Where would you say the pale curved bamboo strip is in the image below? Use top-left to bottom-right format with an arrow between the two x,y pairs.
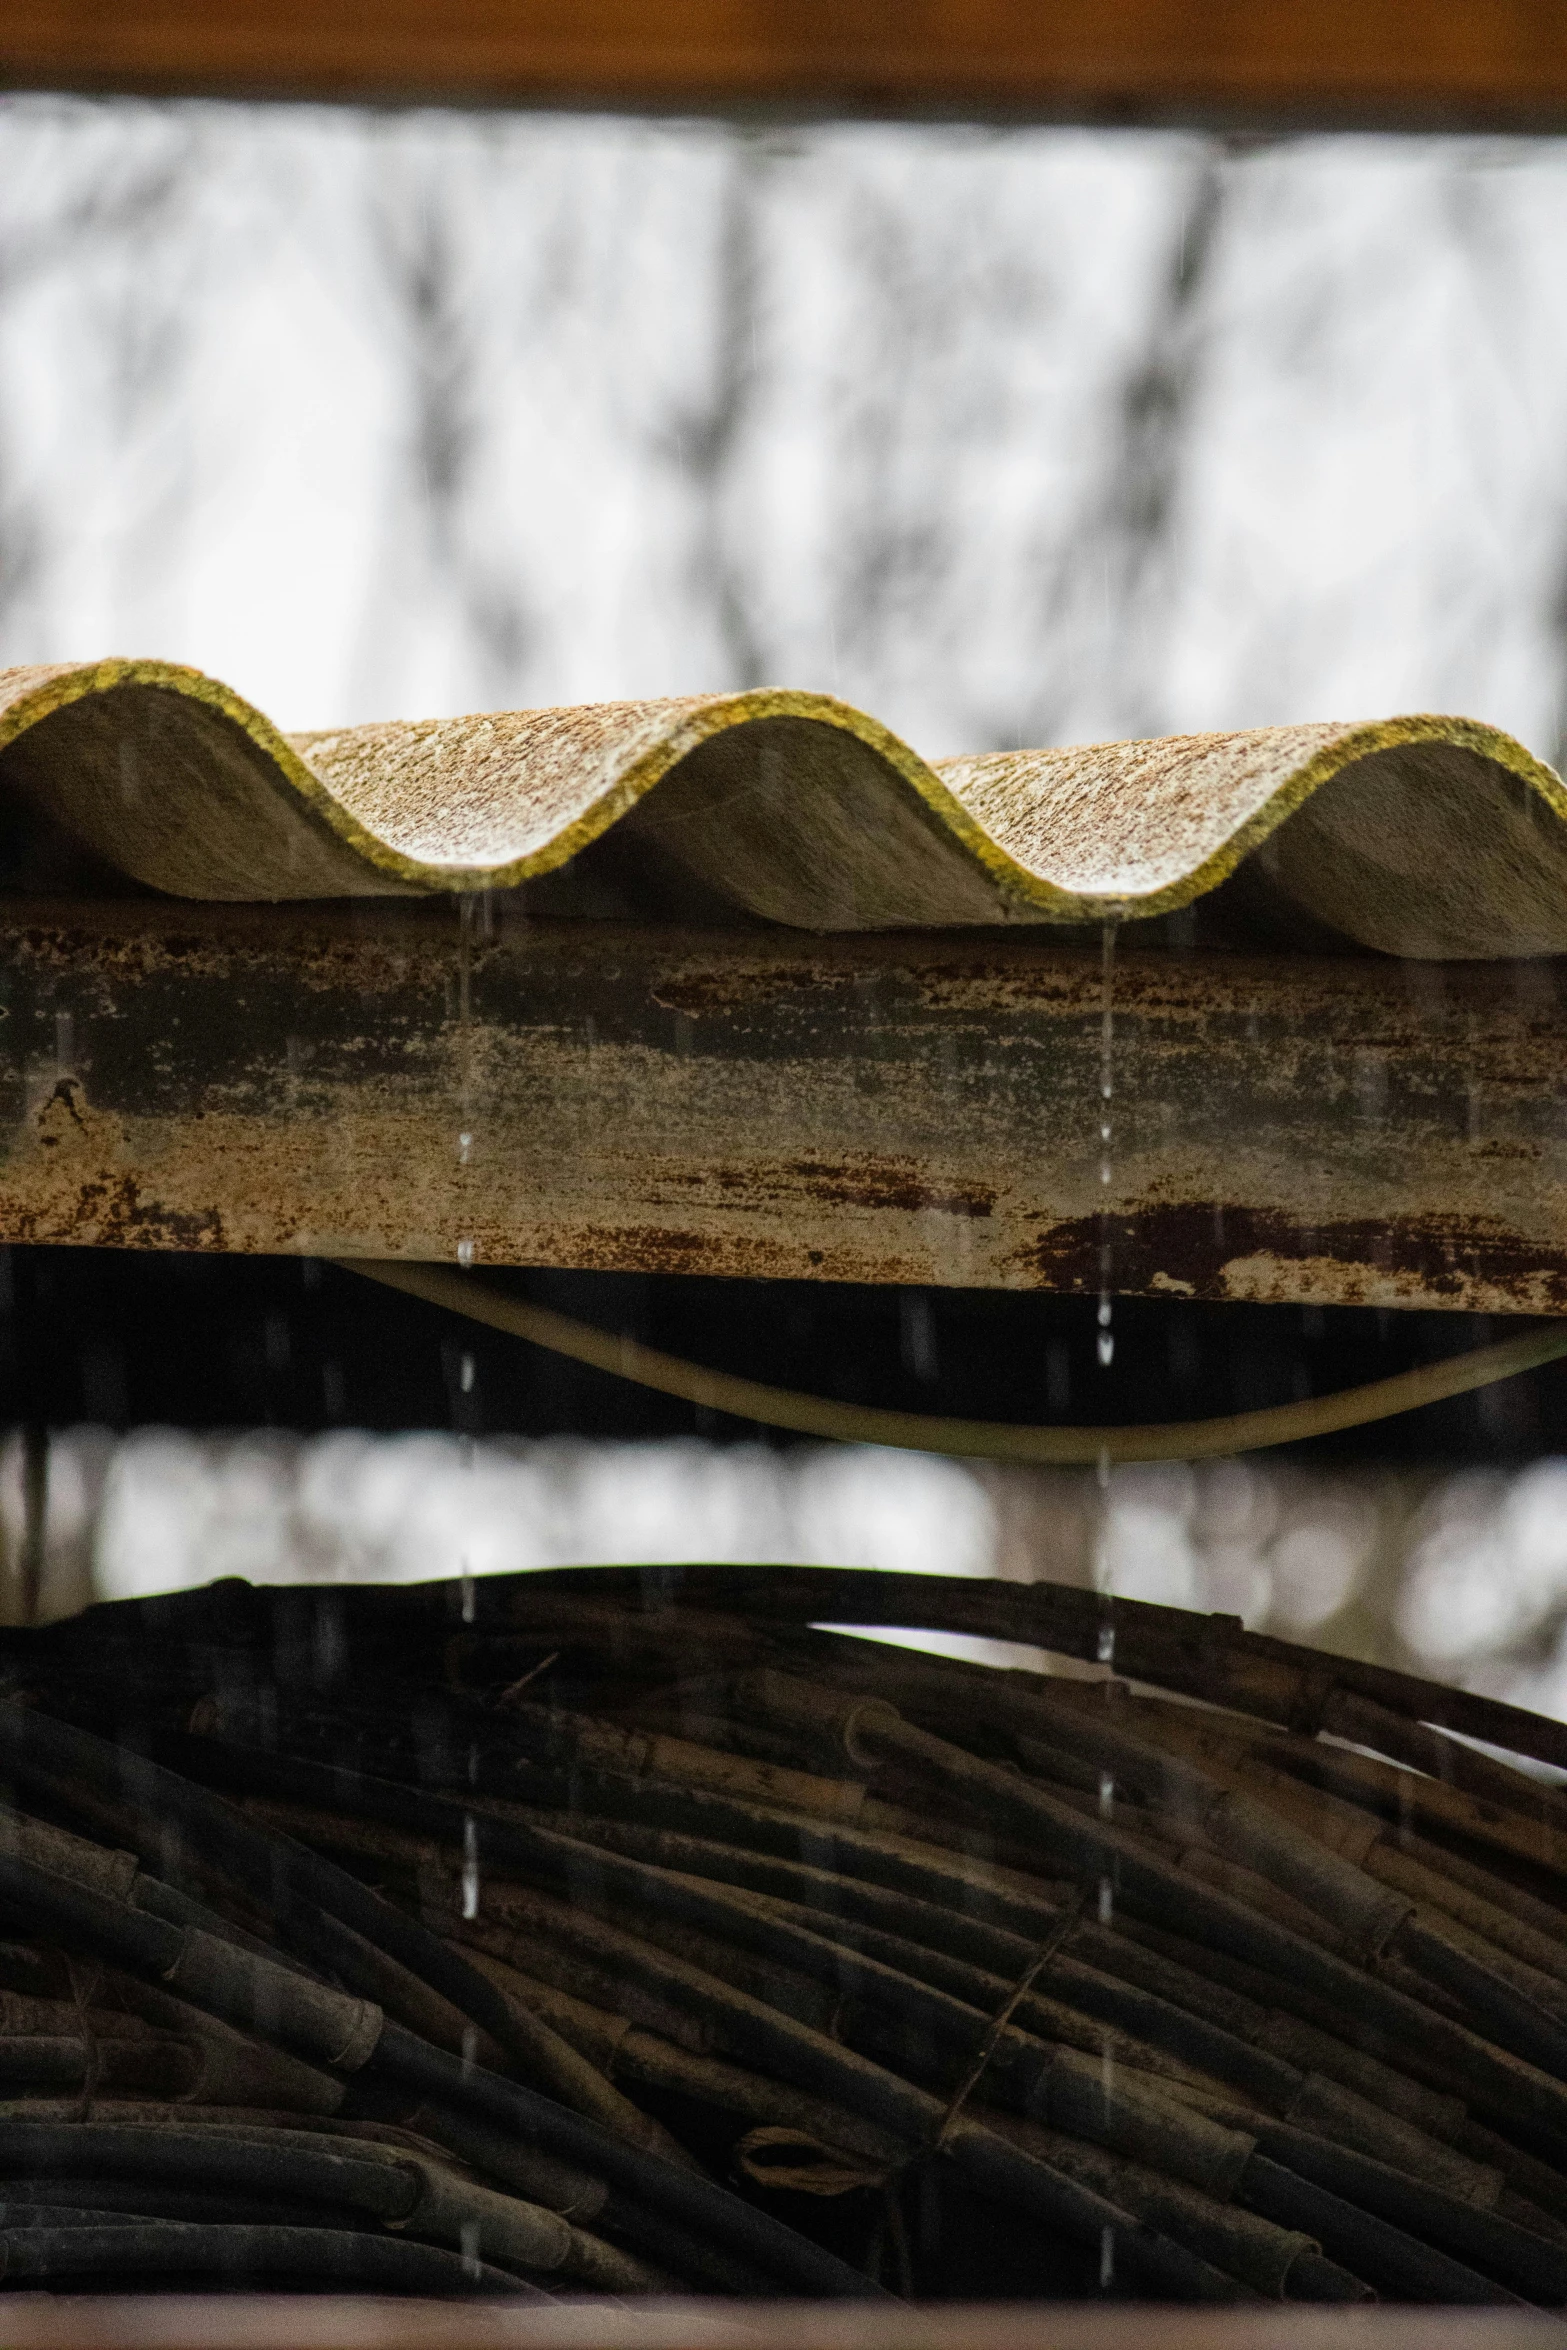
0,658 -> 1562,953
339,1258 -> 1567,1462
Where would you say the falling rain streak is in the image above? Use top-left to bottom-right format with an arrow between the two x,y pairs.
455,893 -> 480,1622
455,891 -> 479,1276
461,1812 -> 480,1919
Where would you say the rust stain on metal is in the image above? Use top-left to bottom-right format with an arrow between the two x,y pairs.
658,1156 -> 997,1220
1014,1202 -> 1567,1316
776,1160 -> 997,1219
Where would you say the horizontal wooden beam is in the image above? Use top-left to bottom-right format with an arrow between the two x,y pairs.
2,1 -> 1566,130
0,900 -> 1562,1316
0,2295 -> 1544,2350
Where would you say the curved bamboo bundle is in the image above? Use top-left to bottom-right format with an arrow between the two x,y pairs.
3,1569 -> 1567,2305
0,659 -> 1563,955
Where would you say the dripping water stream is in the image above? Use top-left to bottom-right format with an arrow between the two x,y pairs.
1094,919 -> 1119,1932
455,891 -> 478,1274
455,893 -> 479,1631
455,896 -> 486,1923
1096,919 -> 1117,1369
1090,935 -> 1113,1945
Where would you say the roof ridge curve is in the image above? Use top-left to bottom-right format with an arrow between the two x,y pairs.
0,659 -> 1558,958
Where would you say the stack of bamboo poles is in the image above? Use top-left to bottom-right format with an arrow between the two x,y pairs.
0,1565 -> 1566,2306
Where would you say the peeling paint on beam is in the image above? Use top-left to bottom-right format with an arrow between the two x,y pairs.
0,900 -> 1561,1315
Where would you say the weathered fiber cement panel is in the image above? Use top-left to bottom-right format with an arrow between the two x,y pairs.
5,659 -> 1567,961
0,900 -> 1561,1314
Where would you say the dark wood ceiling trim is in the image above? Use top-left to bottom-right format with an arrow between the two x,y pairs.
2,2 -> 1565,130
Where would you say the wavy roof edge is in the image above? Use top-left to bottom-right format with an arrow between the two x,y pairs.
0,657 -> 1561,959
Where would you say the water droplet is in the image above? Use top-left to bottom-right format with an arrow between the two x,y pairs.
1098,1874 -> 1114,1925
460,2217 -> 481,2274
1095,920 -> 1118,1372
1099,1772 -> 1115,1819
1099,2224 -> 1115,2289
1097,1620 -> 1115,1663
462,1814 -> 480,1919
460,1352 -> 475,1395
455,898 -> 479,1273
461,1570 -> 475,1624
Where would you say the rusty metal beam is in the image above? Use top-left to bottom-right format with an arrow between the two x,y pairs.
0,898 -> 1561,1316
2,0 -> 1566,131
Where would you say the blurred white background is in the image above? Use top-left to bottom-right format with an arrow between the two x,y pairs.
7,1427 -> 1567,1722
0,101 -> 1566,763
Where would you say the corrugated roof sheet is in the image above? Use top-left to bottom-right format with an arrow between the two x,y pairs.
0,657 -> 1561,958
